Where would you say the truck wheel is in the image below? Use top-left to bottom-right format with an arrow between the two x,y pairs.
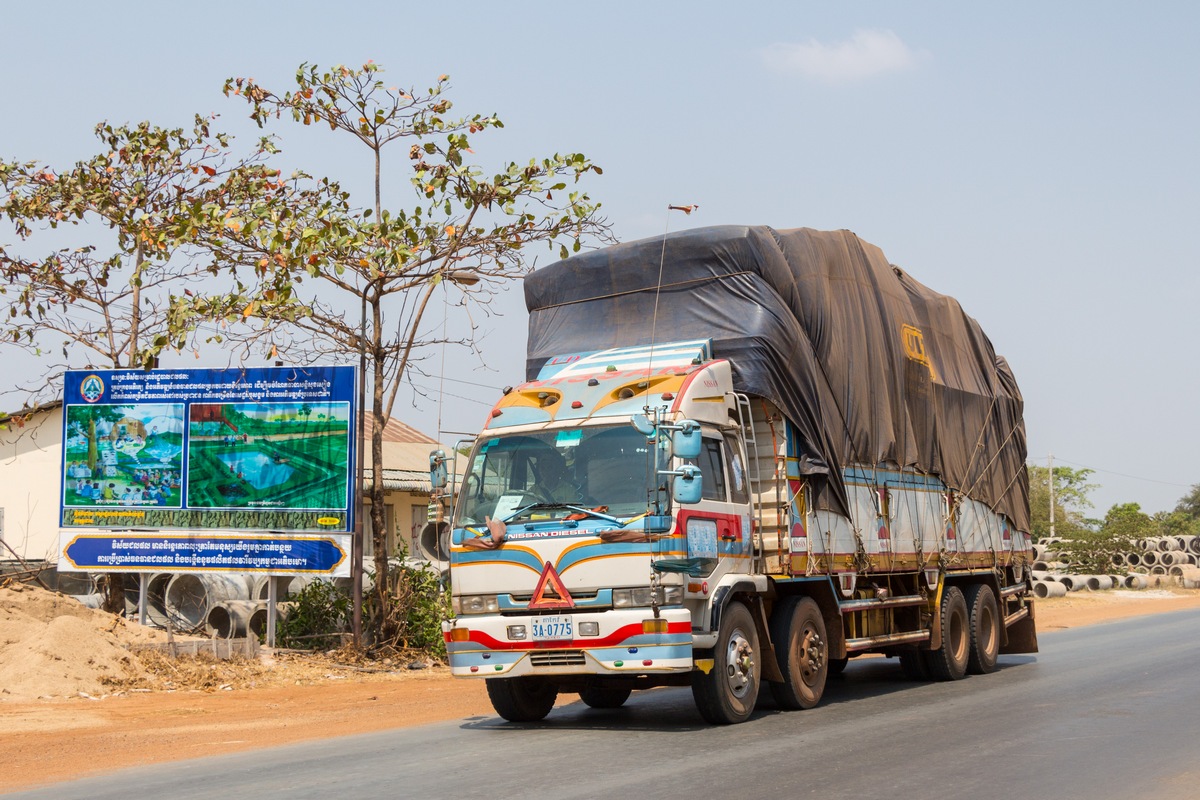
579,682 -> 632,709
926,585 -> 970,681
486,677 -> 558,722
692,600 -> 760,724
965,584 -> 1000,674
828,657 -> 848,676
768,596 -> 828,710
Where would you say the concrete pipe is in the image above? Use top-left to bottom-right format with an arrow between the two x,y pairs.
1124,552 -> 1142,567
1188,537 -> 1200,556
1123,574 -> 1149,589
1032,570 -> 1052,581
70,593 -> 106,609
1087,575 -> 1115,591
204,599 -> 262,638
1149,565 -> 1168,576
417,520 -> 451,567
166,573 -> 250,629
247,601 -> 293,638
1058,575 -> 1090,592
1140,551 -> 1159,567
1181,577 -> 1200,590
1156,537 -> 1175,552
252,575 -> 314,600
1034,581 -> 1067,598
1111,553 -> 1126,567
1033,560 -> 1051,571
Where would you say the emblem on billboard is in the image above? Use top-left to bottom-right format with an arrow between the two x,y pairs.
80,375 -> 105,403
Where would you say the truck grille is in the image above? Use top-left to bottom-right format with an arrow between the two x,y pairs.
530,650 -> 586,667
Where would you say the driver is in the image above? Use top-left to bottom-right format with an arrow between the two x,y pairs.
535,452 -> 580,504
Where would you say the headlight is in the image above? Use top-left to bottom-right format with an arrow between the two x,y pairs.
452,594 -> 500,615
613,586 -> 683,608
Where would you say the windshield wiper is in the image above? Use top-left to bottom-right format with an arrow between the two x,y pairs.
503,502 -> 623,525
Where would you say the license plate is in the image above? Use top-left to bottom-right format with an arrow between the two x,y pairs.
531,615 -> 573,641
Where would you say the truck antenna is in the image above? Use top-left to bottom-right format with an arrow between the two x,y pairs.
646,204 -> 698,378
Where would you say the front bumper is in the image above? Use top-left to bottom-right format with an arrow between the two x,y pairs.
443,606 -> 694,678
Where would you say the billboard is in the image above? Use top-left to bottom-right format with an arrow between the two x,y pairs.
60,365 -> 357,533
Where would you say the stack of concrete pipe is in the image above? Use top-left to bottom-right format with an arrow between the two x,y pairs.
1030,535 -> 1200,596
87,572 -> 324,635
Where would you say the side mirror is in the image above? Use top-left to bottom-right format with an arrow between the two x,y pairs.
671,420 -> 701,460
631,413 -> 656,438
672,464 -> 702,505
429,449 -> 448,491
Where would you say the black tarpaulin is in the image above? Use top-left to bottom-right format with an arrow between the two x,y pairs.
524,225 -> 1030,532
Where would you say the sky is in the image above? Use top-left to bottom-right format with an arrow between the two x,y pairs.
2,1 -> 1197,517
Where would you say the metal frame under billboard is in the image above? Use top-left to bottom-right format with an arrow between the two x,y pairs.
60,365 -> 357,534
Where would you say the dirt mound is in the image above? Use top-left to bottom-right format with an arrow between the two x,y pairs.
0,582 -> 169,700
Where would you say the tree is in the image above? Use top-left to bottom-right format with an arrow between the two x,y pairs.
0,117 -> 275,400
1057,502 -> 1149,575
1026,464 -> 1097,541
0,116 -> 275,610
1173,483 -> 1200,524
175,63 -> 612,644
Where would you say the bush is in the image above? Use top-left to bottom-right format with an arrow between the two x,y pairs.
366,562 -> 449,659
276,579 -> 350,650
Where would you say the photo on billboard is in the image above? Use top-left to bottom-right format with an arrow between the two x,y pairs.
186,401 -> 351,511
62,403 -> 185,509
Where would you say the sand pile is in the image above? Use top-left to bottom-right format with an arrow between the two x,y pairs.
0,582 -> 169,700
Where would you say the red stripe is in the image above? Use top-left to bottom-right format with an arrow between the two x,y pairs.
449,620 -> 690,651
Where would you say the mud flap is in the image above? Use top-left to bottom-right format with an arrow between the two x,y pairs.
999,601 -> 1039,654
747,595 -> 785,683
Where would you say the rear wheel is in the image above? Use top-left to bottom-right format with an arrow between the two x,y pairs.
965,584 -> 1000,674
926,585 -> 970,681
579,682 -> 632,709
768,596 -> 828,710
692,600 -> 760,724
486,677 -> 558,722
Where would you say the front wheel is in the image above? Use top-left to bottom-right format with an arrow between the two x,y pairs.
692,600 -> 760,724
768,596 -> 828,710
486,677 -> 558,722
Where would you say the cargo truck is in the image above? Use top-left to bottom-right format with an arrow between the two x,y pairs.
437,225 -> 1037,724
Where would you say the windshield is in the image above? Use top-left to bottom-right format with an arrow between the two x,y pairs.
455,424 -> 670,525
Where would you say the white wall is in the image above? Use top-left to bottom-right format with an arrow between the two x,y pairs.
0,406 -> 63,562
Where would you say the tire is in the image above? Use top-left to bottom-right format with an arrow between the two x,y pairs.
965,584 -> 1000,675
828,657 -> 848,677
768,596 -> 828,710
486,677 -> 558,722
578,682 -> 632,709
692,600 -> 760,724
898,647 -> 931,681
926,585 -> 970,681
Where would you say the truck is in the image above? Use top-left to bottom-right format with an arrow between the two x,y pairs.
437,225 -> 1037,724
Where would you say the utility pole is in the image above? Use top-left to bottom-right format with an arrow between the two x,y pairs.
1048,452 -> 1056,537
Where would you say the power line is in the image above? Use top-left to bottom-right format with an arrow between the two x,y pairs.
1048,457 -> 1194,489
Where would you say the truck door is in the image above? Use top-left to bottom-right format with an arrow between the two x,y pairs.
672,434 -> 753,580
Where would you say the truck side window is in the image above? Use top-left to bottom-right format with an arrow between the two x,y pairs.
723,434 -> 749,504
699,437 -> 728,502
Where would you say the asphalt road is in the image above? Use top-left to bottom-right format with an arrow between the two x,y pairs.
12,609 -> 1200,800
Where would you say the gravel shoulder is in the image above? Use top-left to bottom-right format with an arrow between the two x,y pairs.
3,588 -> 1199,792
